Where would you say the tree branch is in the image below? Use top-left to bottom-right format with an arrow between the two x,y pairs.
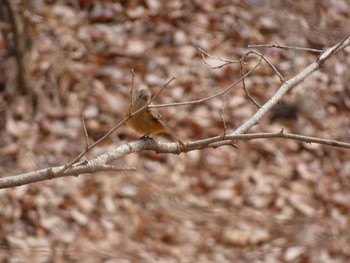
234,34 -> 350,135
2,129 -> 350,188
1,35 -> 349,189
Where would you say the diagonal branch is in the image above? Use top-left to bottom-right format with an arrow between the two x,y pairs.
234,35 -> 350,135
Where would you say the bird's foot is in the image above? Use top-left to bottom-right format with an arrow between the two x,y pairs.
140,134 -> 156,142
140,133 -> 150,139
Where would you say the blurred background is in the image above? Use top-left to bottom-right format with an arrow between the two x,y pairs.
0,0 -> 350,262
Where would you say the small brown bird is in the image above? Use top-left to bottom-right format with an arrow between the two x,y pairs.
125,89 -> 185,146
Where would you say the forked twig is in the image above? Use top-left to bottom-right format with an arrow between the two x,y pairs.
198,46 -> 241,69
247,48 -> 284,83
150,59 -> 262,109
239,55 -> 261,108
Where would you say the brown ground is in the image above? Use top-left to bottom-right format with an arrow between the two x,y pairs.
0,1 -> 350,262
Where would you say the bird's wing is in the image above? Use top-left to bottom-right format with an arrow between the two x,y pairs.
147,108 -> 185,146
147,108 -> 165,121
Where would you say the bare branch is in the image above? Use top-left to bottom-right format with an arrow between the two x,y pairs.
248,42 -> 323,53
129,68 -> 136,115
239,55 -> 261,108
150,60 -> 261,109
234,35 -> 350,135
81,115 -> 89,148
317,34 -> 350,65
198,46 -> 241,69
2,36 -> 349,189
2,129 -> 350,188
150,43 -> 288,110
220,94 -> 227,135
0,162 -> 136,189
247,48 -> 284,83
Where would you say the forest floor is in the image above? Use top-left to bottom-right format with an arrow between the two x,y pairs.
1,1 -> 350,262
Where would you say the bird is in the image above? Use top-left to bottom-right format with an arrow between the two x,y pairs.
125,89 -> 185,146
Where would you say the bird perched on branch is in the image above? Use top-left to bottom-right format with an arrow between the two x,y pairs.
125,89 -> 185,146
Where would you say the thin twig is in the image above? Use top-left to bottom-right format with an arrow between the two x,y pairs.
185,131 -> 350,151
247,48 -> 284,83
150,60 -> 261,109
81,115 -> 89,148
129,68 -> 136,114
220,94 -> 227,135
239,55 -> 261,108
198,46 -> 241,69
149,77 -> 176,104
248,42 -> 323,53
234,130 -> 350,149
